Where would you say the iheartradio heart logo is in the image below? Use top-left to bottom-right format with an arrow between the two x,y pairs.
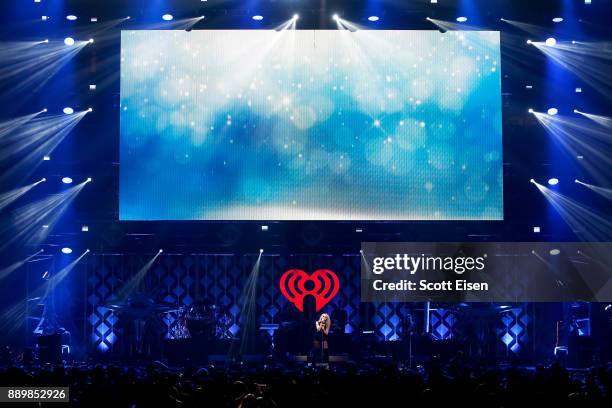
279,269 -> 340,312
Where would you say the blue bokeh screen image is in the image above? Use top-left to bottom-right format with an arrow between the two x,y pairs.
120,30 -> 502,220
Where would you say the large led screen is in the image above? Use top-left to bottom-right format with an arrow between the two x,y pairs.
120,30 -> 502,220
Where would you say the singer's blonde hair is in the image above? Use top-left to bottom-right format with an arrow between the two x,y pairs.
320,313 -> 331,330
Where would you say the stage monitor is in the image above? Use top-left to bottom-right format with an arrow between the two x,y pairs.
120,30 -> 502,220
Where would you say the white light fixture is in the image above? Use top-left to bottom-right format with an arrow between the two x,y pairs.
456,16 -> 468,22
547,107 -> 558,115
61,247 -> 73,254
41,16 -> 48,21
548,178 -> 559,185
293,14 -> 299,20
64,37 -> 75,46
368,16 -> 379,22
552,17 -> 563,23
43,155 -> 51,161
81,225 -> 89,232
533,226 -> 541,233
261,225 -> 268,231
89,84 -> 96,90
162,14 -> 173,21
66,15 -> 77,21
545,37 -> 557,46
62,177 -> 73,184
63,107 -> 74,114
91,17 -> 98,22
252,15 -> 263,21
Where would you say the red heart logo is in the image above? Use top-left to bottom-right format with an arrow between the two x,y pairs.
279,269 -> 340,312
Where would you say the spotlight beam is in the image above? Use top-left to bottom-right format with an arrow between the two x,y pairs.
0,181 -> 89,251
0,179 -> 45,211
575,180 -> 612,200
0,249 -> 44,282
113,251 -> 163,301
533,181 -> 612,241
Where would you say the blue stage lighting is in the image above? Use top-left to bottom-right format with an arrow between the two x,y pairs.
64,37 -> 75,46
368,16 -> 379,22
66,15 -> 77,21
293,14 -> 299,20
162,14 -> 173,21
456,17 -> 468,22
547,107 -> 558,115
252,15 -> 263,21
332,14 -> 339,21
548,178 -> 559,186
62,177 -> 73,184
63,107 -> 74,114
61,247 -> 73,254
552,17 -> 563,22
545,37 -> 557,46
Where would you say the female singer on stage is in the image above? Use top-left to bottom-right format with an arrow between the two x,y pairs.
312,313 -> 331,363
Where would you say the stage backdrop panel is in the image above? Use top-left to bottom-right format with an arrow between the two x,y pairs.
120,30 -> 502,220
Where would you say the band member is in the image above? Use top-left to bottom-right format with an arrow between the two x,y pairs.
312,313 -> 331,363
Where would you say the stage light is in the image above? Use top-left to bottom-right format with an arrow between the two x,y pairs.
528,108 -> 534,113
549,249 -> 560,255
431,0 -> 437,3
66,15 -> 77,21
42,108 -> 47,112
545,37 -> 557,46
456,17 -> 468,22
81,225 -> 89,232
61,247 -> 73,254
43,155 -> 50,161
91,17 -> 98,22
88,38 -> 94,44
575,87 -> 582,93
87,107 -> 93,112
552,17 -> 563,23
573,109 -> 579,113
526,39 -> 532,44
356,228 -> 363,233
293,14 -> 299,20
62,177 -> 73,184
64,37 -> 75,46
261,225 -> 268,231
41,16 -> 48,21
162,14 -> 173,21
585,0 -> 591,4
41,178 -> 46,182
86,177 -> 92,182
159,249 -> 163,253
34,0 -> 41,3
368,16 -> 379,22
547,107 -> 558,115
252,15 -> 263,21
42,225 -> 49,229
259,249 -> 264,253
548,178 -> 559,186
86,249 -> 90,253
530,178 -> 535,183
63,107 -> 74,114
43,39 -> 49,43
533,226 -> 541,233
89,84 -> 96,90
332,14 -> 339,21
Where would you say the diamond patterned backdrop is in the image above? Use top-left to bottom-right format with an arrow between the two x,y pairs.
86,254 -> 530,354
